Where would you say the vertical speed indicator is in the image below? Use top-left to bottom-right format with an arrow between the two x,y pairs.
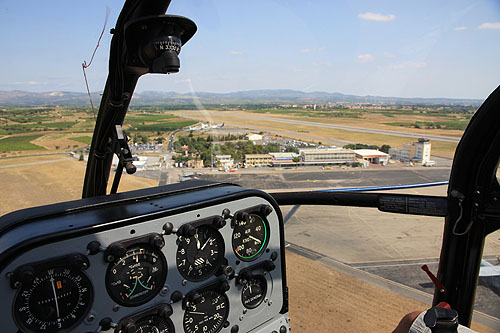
232,214 -> 269,261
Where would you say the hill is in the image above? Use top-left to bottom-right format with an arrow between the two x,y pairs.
0,90 -> 483,107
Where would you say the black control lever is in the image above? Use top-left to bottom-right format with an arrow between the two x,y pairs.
424,306 -> 459,333
110,125 -> 136,194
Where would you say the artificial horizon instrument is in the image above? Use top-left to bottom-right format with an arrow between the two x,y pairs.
1,1 -> 500,332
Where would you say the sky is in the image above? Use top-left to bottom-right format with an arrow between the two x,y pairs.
0,0 -> 499,99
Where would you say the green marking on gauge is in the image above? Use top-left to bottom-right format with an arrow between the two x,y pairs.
239,216 -> 268,259
138,278 -> 152,290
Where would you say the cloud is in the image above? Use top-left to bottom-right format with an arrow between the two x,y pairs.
10,81 -> 42,85
312,61 -> 334,68
391,61 -> 427,70
230,51 -> 243,55
383,51 -> 396,58
358,12 -> 395,22
478,22 -> 500,30
299,47 -> 325,54
357,54 -> 374,63
454,26 -> 468,31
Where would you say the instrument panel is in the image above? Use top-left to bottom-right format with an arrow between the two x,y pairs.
0,181 -> 290,333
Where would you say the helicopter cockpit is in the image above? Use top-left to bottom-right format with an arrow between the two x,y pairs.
1,1 -> 500,332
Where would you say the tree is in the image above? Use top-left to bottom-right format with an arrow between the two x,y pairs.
380,144 -> 391,153
265,143 -> 281,153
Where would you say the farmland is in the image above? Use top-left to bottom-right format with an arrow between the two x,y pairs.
0,107 -> 199,154
0,135 -> 45,152
0,103 -> 473,157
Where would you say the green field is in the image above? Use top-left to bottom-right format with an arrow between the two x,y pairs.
0,135 -> 45,152
129,120 -> 197,132
127,114 -> 178,122
250,109 -> 362,118
384,120 -> 469,130
0,121 -> 77,134
249,107 -> 475,121
70,136 -> 92,145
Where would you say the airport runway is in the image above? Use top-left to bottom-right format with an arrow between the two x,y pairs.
182,111 -> 461,143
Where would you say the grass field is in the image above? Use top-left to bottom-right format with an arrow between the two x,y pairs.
0,135 -> 45,152
70,136 -> 92,145
0,121 -> 77,134
251,109 -> 363,118
128,120 -> 197,132
127,114 -> 178,122
384,120 -> 469,131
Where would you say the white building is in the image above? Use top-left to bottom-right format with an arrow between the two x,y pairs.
390,138 -> 432,165
215,155 -> 234,169
353,149 -> 390,165
246,133 -> 263,142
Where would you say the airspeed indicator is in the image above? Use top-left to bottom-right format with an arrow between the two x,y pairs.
232,214 -> 269,261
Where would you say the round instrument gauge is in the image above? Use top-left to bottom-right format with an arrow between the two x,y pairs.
176,225 -> 224,281
241,275 -> 267,309
183,289 -> 229,333
232,214 -> 269,261
13,266 -> 93,332
132,314 -> 175,333
106,244 -> 167,306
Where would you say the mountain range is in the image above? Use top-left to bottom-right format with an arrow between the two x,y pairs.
0,89 -> 483,107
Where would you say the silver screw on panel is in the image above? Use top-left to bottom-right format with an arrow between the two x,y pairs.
86,313 -> 96,323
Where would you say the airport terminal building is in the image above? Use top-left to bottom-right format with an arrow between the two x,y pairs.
299,148 -> 356,166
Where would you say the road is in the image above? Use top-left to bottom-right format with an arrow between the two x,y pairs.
181,111 -> 461,143
0,157 -> 73,169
